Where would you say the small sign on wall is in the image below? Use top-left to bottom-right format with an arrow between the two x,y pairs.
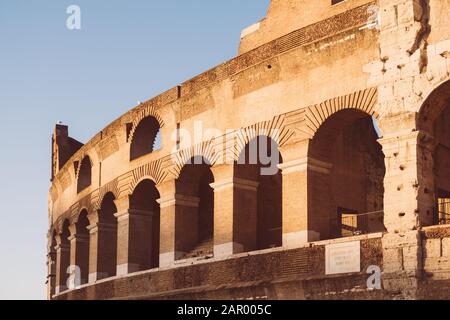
325,241 -> 361,275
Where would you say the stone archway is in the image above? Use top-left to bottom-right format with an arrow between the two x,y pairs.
418,80 -> 450,225
93,192 -> 118,280
308,109 -> 386,240
74,210 -> 90,285
77,156 -> 92,193
57,219 -> 71,293
128,179 -> 161,270
175,156 -> 214,259
130,116 -> 161,161
234,136 -> 283,252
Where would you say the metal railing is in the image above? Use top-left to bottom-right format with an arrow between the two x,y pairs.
334,210 -> 386,238
438,199 -> 450,225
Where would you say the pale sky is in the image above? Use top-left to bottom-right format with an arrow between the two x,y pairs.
0,0 -> 270,300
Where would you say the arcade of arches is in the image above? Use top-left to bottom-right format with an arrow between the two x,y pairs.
50,82 -> 450,296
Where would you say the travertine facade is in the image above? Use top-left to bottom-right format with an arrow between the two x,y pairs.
48,0 -> 450,300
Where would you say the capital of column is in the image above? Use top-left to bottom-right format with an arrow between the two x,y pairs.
379,130 -> 437,156
68,233 -> 90,243
86,222 -> 116,234
156,194 -> 200,209
278,157 -> 333,175
54,243 -> 70,252
210,178 -> 259,192
114,209 -> 155,221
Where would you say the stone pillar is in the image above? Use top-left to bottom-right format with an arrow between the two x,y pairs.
378,115 -> 436,298
278,141 -> 329,247
68,225 -> 89,286
210,164 -> 259,257
114,196 -> 156,275
87,211 -> 117,283
157,179 -> 201,267
379,128 -> 435,233
157,180 -> 177,267
55,235 -> 70,294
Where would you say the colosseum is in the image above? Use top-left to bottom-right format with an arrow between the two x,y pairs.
48,0 -> 450,300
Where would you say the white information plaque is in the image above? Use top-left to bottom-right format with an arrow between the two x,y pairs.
325,240 -> 361,275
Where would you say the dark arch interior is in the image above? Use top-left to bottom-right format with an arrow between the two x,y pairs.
97,192 -> 118,278
130,116 -> 161,161
235,136 -> 283,250
309,109 -> 386,240
430,87 -> 450,224
176,156 -> 214,259
77,157 -> 92,193
130,179 -> 161,269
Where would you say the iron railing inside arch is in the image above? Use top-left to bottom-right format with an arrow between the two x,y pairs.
438,199 -> 450,225
330,210 -> 386,238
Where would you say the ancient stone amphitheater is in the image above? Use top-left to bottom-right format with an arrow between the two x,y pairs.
48,0 -> 450,300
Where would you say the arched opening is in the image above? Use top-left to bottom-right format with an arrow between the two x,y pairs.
96,192 -> 118,279
58,219 -> 71,292
418,81 -> 450,225
77,156 -> 92,193
433,105 -> 450,224
129,179 -> 161,269
176,156 -> 214,259
234,136 -> 283,251
130,116 -> 161,161
74,210 -> 90,285
308,109 -> 386,240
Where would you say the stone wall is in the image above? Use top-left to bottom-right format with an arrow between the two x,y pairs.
56,235 -> 384,300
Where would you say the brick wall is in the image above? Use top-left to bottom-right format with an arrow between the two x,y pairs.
56,237 -> 384,300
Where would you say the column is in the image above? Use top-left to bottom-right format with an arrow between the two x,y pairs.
68,224 -> 89,286
55,235 -> 70,294
378,114 -> 436,298
157,179 -> 201,267
114,196 -> 156,276
210,164 -> 259,257
87,211 -> 117,283
278,141 -> 329,248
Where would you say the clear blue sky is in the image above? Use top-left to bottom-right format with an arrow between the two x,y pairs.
0,0 -> 270,300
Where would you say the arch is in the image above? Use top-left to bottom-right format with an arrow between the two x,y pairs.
130,116 -> 162,161
77,156 -> 92,193
96,192 -> 118,279
129,160 -> 166,193
305,88 -> 378,138
418,80 -> 450,134
96,180 -> 120,212
129,179 -> 161,269
232,115 -> 293,162
74,209 -> 90,285
172,142 -> 217,179
175,156 -> 215,259
234,136 -> 283,251
308,109 -> 386,240
417,80 -> 450,225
